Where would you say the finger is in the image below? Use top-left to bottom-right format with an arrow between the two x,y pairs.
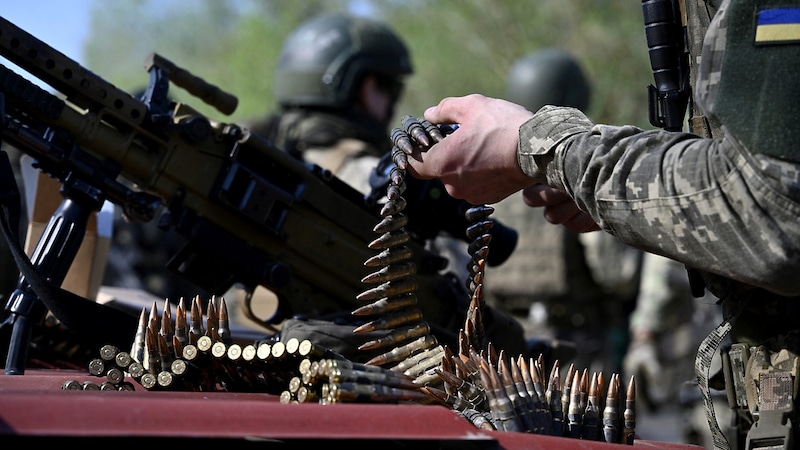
542,199 -> 580,225
405,143 -> 439,180
423,95 -> 473,125
522,184 -> 572,207
562,213 -> 601,233
543,206 -> 600,233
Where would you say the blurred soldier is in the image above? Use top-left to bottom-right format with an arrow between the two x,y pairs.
624,252 -> 723,444
485,49 -> 642,374
504,49 -> 592,115
247,12 -> 527,358
625,253 -> 721,405
254,13 -> 410,194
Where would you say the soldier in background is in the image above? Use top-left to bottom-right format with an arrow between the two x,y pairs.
625,253 -> 719,408
486,48 -> 642,374
253,13 -> 410,195
246,12 -> 527,358
624,252 -> 722,445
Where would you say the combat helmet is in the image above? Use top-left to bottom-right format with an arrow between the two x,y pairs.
505,48 -> 591,112
274,13 -> 413,108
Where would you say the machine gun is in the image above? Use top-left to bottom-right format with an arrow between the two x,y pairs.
0,16 -> 466,373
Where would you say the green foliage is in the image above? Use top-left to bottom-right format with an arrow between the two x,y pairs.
382,0 -> 653,127
82,0 -> 654,128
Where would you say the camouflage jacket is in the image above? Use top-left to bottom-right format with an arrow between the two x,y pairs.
517,0 -> 800,297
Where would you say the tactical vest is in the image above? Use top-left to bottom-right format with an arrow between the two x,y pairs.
709,0 -> 800,162
253,108 -> 390,160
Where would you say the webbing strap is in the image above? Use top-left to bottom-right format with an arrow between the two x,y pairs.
696,314 -> 737,450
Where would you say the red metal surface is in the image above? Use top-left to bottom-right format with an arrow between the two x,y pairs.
0,369 -> 702,449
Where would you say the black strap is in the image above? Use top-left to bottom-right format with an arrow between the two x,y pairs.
0,150 -> 136,350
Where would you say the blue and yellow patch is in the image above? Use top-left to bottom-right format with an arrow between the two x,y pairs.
755,7 -> 800,44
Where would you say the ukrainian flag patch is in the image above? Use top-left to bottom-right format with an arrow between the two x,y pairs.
755,7 -> 800,44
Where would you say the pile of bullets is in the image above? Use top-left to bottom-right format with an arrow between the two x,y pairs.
88,295 -> 343,393
77,294 -> 431,403
282,356 -> 429,404
420,340 -> 637,444
62,342 -> 136,391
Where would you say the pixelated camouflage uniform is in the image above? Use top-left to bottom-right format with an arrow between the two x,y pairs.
517,0 -> 800,447
517,0 -> 800,310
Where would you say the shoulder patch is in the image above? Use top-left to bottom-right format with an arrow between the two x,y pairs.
755,7 -> 800,44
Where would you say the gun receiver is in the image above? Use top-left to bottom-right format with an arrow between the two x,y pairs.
0,16 -> 454,337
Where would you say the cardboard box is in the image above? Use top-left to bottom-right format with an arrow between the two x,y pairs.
21,155 -> 113,301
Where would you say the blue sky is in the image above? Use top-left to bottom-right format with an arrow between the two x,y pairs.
2,1 -> 93,86
2,1 -> 377,72
3,1 -> 92,62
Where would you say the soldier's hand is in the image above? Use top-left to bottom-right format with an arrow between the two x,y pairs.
522,184 -> 600,233
405,94 -> 533,205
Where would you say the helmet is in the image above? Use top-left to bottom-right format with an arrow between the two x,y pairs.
505,49 -> 591,112
274,13 -> 413,108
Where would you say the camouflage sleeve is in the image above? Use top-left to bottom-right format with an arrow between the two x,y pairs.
517,105 -> 593,183
518,108 -> 800,296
